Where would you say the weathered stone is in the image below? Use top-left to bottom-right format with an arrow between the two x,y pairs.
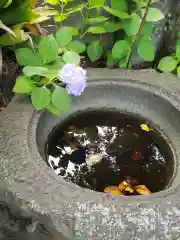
155,0 -> 180,62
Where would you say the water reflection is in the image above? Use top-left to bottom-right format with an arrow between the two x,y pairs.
47,121 -> 169,193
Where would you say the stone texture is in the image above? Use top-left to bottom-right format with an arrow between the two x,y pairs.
155,0 -> 180,62
1,69 -> 180,239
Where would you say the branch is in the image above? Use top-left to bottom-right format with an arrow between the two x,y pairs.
127,0 -> 152,69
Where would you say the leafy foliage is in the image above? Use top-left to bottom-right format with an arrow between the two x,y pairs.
13,26 -> 83,115
12,0 -> 179,118
158,41 -> 180,76
0,0 -> 57,46
87,41 -> 103,62
45,0 -> 165,68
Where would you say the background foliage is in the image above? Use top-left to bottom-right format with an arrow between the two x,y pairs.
158,40 -> 180,76
13,27 -> 82,115
0,0 -> 57,46
44,0 -> 165,68
11,0 -> 180,115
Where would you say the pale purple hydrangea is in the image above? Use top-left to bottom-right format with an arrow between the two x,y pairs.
60,64 -> 87,96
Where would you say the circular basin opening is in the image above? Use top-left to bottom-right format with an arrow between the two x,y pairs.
46,110 -> 174,196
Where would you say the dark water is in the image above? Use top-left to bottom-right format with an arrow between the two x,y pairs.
46,110 -> 174,194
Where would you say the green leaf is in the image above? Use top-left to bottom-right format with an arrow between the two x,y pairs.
68,41 -> 86,54
158,56 -> 178,73
177,66 -> 180,77
46,102 -> 61,116
0,23 -> 26,46
89,0 -> 106,7
0,20 -> 16,36
137,37 -> 155,61
44,56 -> 64,71
45,0 -> 59,5
177,40 -> 180,46
56,27 -> 72,47
15,48 -> 42,66
69,27 -> 79,36
119,57 -> 128,68
141,22 -> 153,36
65,3 -> 85,15
101,22 -> 121,32
52,86 -> 71,112
103,6 -> 131,19
123,13 -> 141,36
63,51 -> 80,65
176,44 -> 180,61
86,26 -> 106,34
31,87 -> 51,110
39,35 -> 58,64
145,8 -> 164,22
112,40 -> 130,59
106,52 -> 117,68
0,0 -> 8,8
111,0 -> 127,12
54,14 -> 67,22
87,16 -> 108,24
2,0 -> 12,8
13,76 -> 35,94
23,66 -> 49,77
87,41 -> 103,62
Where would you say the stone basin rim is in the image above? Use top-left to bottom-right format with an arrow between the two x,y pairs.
33,69 -> 180,202
1,69 -> 180,238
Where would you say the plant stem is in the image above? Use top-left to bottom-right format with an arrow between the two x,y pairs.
126,0 -> 152,69
80,5 -> 90,38
116,126 -> 120,161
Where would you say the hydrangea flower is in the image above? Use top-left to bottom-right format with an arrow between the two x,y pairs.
60,63 -> 87,96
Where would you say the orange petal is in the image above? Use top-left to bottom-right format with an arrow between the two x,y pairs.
119,181 -> 129,190
134,185 -> 152,195
132,151 -> 142,161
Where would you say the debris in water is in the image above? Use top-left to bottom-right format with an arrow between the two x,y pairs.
124,186 -> 134,194
119,181 -> 129,191
86,154 -> 103,167
47,111 -> 173,194
104,179 -> 151,196
134,185 -> 152,195
104,186 -> 123,195
140,124 -> 151,132
132,151 -> 142,161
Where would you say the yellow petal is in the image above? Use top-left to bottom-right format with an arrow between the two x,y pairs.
125,186 -> 134,193
104,186 -> 122,195
119,181 -> 129,191
140,124 -> 150,132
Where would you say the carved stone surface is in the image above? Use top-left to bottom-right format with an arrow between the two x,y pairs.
1,69 -> 180,239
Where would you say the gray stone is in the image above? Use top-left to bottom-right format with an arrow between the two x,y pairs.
130,0 -> 175,68
1,69 -> 180,239
155,0 -> 180,62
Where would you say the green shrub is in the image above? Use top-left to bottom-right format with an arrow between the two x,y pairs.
13,27 -> 86,115
0,0 -> 57,46
45,0 -> 165,68
158,40 -> 180,76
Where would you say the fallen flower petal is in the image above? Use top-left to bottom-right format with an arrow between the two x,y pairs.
140,124 -> 151,132
134,185 -> 152,195
104,186 -> 123,195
